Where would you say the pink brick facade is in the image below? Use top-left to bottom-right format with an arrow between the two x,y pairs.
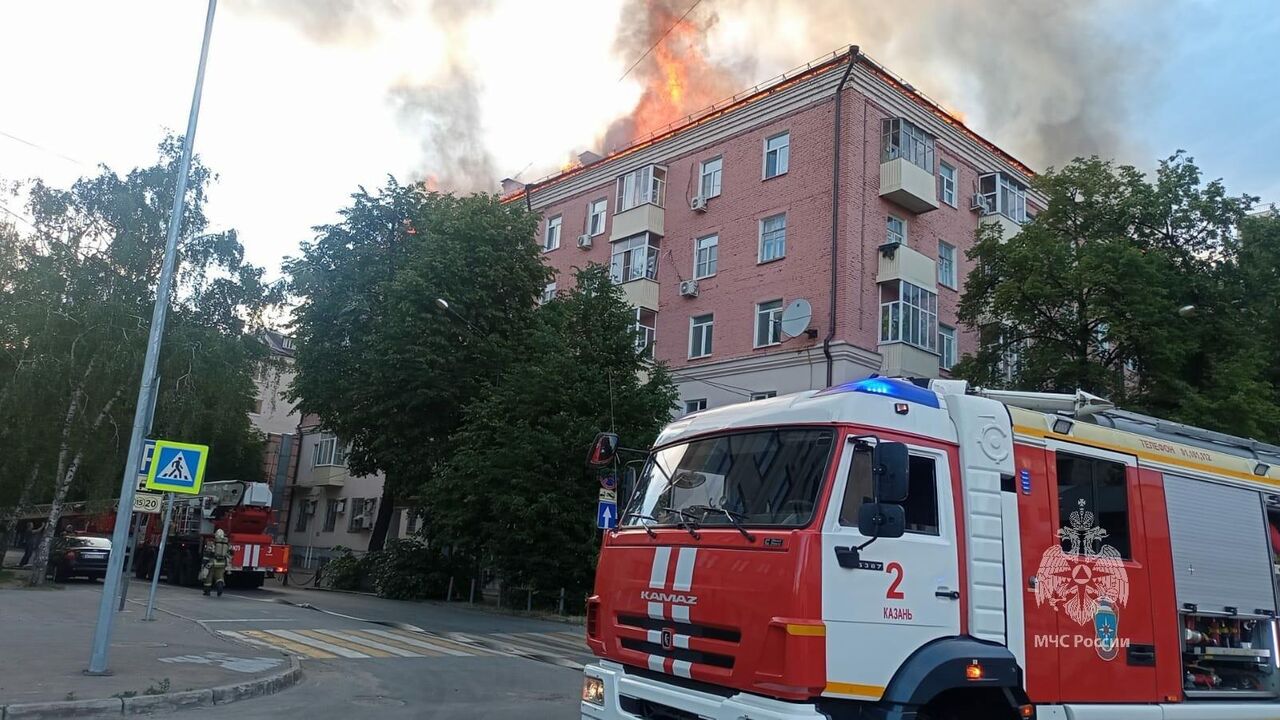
524,51 -> 1036,413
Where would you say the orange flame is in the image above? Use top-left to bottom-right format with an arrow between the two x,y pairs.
422,174 -> 440,192
609,0 -> 739,148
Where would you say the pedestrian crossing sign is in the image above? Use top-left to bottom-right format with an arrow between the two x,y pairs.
144,440 -> 209,495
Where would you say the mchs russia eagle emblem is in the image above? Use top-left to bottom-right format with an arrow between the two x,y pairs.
1035,499 -> 1130,634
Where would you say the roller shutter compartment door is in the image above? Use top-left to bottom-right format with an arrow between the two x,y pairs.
1164,473 -> 1277,617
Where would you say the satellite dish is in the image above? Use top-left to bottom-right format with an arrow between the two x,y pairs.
779,299 -> 813,339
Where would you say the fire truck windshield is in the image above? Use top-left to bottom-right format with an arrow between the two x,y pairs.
624,428 -> 836,529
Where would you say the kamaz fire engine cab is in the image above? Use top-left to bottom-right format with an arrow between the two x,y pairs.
133,480 -> 289,588
581,377 -> 1280,720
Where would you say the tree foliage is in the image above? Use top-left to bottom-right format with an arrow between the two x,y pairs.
0,137 -> 278,582
428,266 -> 677,600
285,181 -> 550,549
955,153 -> 1276,439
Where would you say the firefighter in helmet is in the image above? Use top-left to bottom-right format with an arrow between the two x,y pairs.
202,528 -> 231,597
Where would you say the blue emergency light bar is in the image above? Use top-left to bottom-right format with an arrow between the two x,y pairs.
817,376 -> 941,408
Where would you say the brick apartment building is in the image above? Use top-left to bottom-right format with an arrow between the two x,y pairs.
511,47 -> 1039,414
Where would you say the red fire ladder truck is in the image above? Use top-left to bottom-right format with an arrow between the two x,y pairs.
133,480 -> 289,588
581,377 -> 1280,720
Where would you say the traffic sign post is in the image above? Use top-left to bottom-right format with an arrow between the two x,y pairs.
86,0 -> 218,675
142,494 -> 175,622
597,500 -> 618,529
145,440 -> 209,495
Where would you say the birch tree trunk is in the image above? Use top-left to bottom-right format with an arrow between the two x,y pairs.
27,367 -> 123,587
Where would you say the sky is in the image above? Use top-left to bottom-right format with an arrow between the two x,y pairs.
0,1 -> 1276,278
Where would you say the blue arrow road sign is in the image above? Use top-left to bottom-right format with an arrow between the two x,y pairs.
597,500 -> 618,529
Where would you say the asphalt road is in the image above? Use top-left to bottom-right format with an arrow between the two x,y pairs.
140,581 -> 585,719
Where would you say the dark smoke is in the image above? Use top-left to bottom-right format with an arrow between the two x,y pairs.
227,0 -> 496,192
615,0 -> 1173,170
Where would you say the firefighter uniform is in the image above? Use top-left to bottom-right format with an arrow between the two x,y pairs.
202,529 -> 231,596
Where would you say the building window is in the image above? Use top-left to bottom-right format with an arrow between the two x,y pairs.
879,280 -> 938,352
939,162 -> 957,206
694,234 -> 718,279
634,308 -> 656,359
684,398 -> 707,415
699,156 -> 722,199
938,241 -> 957,288
405,509 -> 419,534
763,132 -> 789,179
977,172 -> 1028,223
294,500 -> 309,532
939,324 -> 956,370
312,433 -> 346,467
587,199 -> 607,236
1056,452 -> 1130,558
689,314 -> 714,358
749,391 -> 777,401
616,165 -> 667,211
348,498 -> 376,532
610,233 -> 660,283
881,117 -> 935,172
541,282 -> 557,304
543,214 -> 561,252
759,213 -> 787,262
755,299 -> 783,347
886,215 -> 906,246
323,499 -> 339,532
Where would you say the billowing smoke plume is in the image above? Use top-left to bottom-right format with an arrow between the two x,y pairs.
228,0 -> 496,192
610,0 -> 1170,169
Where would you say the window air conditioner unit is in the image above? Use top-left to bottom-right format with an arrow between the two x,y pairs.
361,499 -> 377,528
577,234 -> 592,249
305,500 -> 317,515
971,194 -> 993,214
689,195 -> 708,212
679,279 -> 699,297
335,499 -> 346,513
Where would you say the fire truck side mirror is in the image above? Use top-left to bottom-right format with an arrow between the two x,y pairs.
857,502 -> 905,539
872,441 -> 910,504
587,432 -> 620,468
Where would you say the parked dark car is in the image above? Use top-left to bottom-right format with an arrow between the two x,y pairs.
47,535 -> 111,582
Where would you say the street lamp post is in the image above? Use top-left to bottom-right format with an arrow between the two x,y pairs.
86,0 -> 218,675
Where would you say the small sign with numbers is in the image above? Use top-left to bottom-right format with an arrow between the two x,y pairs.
133,492 -> 164,514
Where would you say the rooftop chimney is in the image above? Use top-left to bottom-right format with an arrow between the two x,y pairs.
577,151 -> 603,165
500,178 -> 525,194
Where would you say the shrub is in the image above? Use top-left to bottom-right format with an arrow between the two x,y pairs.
323,547 -> 366,591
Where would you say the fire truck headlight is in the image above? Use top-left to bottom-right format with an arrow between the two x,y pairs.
581,676 -> 605,706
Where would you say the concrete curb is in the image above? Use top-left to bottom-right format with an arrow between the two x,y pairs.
0,656 -> 301,720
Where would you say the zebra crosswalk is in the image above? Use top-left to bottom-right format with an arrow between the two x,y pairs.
218,627 -> 593,670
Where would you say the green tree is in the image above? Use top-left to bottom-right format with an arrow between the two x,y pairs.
954,153 -> 1273,436
285,181 -> 549,550
0,137 -> 277,584
429,266 -> 677,604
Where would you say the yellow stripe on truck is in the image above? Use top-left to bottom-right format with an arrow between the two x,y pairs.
785,623 -> 826,637
824,682 -> 885,700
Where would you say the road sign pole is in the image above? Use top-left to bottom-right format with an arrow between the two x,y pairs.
86,0 -> 217,675
142,494 -> 175,623
116,512 -> 142,611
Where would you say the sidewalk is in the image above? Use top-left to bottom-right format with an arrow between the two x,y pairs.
0,577 -> 298,718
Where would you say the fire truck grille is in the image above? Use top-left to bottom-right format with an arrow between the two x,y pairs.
619,638 -> 735,669
618,696 -> 702,720
616,614 -> 741,643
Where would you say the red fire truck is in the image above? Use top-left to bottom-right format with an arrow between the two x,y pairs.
581,377 -> 1280,719
133,480 -> 289,588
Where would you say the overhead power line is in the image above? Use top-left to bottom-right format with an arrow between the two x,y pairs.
617,0 -> 704,83
0,128 -> 90,167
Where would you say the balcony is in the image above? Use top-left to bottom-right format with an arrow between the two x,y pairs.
880,342 -> 941,379
610,203 -> 664,241
876,241 -> 937,290
296,465 -> 346,488
619,277 -> 659,312
880,157 -> 939,214
981,213 -> 1023,242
